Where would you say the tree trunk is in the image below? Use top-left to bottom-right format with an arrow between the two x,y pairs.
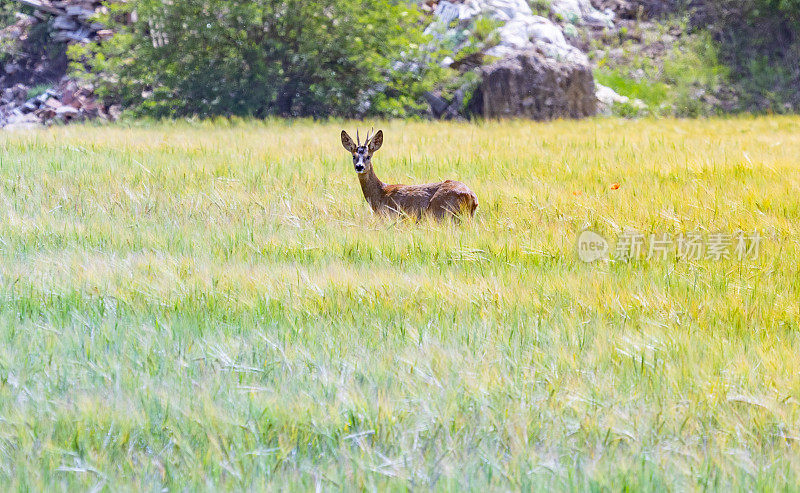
276,80 -> 297,116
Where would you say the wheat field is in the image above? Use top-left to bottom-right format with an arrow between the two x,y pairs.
1,117 -> 799,490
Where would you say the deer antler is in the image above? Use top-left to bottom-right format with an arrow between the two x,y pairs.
364,127 -> 374,147
356,128 -> 361,147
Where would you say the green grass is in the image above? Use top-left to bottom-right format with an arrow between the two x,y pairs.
595,67 -> 670,109
594,27 -> 729,117
1,117 -> 799,490
25,84 -> 51,101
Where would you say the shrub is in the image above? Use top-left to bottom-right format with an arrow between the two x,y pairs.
697,0 -> 800,112
0,0 -> 18,27
69,0 -> 441,118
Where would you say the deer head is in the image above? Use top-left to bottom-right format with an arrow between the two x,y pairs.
341,129 -> 383,174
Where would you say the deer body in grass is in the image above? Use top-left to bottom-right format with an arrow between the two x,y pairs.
341,129 -> 478,219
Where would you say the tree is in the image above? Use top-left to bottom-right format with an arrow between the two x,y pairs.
70,0 -> 440,118
695,0 -> 800,112
1,2 -> 15,26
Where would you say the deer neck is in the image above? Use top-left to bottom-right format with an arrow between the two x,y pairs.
358,166 -> 386,210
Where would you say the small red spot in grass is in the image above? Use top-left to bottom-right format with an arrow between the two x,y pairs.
610,183 -> 621,190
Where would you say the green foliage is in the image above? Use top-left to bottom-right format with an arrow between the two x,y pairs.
0,38 -> 15,65
69,0 -> 440,118
528,0 -> 551,17
701,0 -> 800,112
595,68 -> 669,109
472,16 -> 502,45
662,32 -> 727,89
26,83 -> 50,100
1,0 -> 24,65
0,0 -> 18,27
594,28 -> 728,117
424,13 -> 500,117
455,70 -> 482,114
427,13 -> 501,63
1,2 -> 67,84
612,100 -> 647,118
752,0 -> 800,24
663,32 -> 728,116
434,68 -> 482,116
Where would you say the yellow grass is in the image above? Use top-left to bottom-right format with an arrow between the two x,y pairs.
0,117 -> 799,490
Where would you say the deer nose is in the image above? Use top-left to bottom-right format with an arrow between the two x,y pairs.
355,164 -> 365,172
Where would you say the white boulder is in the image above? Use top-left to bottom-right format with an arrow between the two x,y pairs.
549,0 -> 615,27
595,83 -> 647,114
429,0 -> 590,65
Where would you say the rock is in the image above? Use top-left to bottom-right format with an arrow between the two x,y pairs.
108,105 -> 122,120
550,0 -> 615,27
469,51 -> 597,119
12,84 -> 28,102
52,27 -> 92,43
4,62 -> 21,75
1,85 -> 27,105
16,0 -> 64,16
429,0 -> 590,65
591,0 -> 677,19
528,17 -> 588,63
425,91 -> 450,118
595,83 -> 647,114
0,1 -> 112,129
80,100 -> 101,117
63,5 -> 94,18
596,83 -> 630,104
35,107 -> 57,120
449,51 -> 485,71
445,86 -> 469,119
596,83 -> 628,114
96,29 -> 114,40
44,97 -> 63,109
634,0 -> 678,18
52,15 -> 78,30
56,105 -> 80,120
3,112 -> 40,130
426,85 -> 469,120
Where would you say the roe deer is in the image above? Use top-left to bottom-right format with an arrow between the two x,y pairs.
340,129 -> 478,219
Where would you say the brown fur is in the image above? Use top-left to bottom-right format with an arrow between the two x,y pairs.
342,129 -> 478,220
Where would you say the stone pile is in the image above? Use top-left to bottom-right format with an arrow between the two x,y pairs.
1,0 -> 113,129
425,0 -> 591,65
1,78 -> 119,129
16,0 -> 112,42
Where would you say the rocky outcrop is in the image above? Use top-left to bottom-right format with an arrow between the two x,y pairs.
13,0 -> 111,42
1,77 -> 117,130
591,0 -> 679,19
425,0 -> 605,120
427,0 -> 591,65
469,51 -> 597,119
550,0 -> 614,27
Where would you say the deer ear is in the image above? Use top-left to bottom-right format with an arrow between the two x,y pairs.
368,130 -> 383,153
341,131 -> 357,153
